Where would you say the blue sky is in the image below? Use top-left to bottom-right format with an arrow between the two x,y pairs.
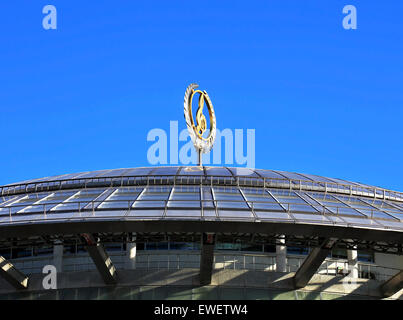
0,1 -> 402,191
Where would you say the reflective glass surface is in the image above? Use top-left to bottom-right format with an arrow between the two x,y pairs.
0,167 -> 402,231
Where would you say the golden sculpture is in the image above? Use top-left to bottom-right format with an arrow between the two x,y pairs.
184,84 -> 217,166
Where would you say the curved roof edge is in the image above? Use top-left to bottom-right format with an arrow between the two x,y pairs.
2,166 -> 403,203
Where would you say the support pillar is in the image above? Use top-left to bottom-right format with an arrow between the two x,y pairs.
347,247 -> 358,278
53,243 -> 64,273
126,234 -> 137,270
276,235 -> 287,272
199,233 -> 215,286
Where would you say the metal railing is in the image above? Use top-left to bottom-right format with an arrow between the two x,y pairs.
2,173 -> 403,203
0,198 -> 402,230
10,251 -> 400,282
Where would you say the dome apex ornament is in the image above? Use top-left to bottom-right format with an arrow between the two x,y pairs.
183,83 -> 216,166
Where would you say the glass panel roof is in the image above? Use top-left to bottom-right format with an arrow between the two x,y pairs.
0,167 -> 402,231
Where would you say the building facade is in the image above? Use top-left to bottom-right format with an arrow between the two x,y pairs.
0,166 -> 402,300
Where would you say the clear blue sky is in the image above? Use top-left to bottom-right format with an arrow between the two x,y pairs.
1,1 -> 402,191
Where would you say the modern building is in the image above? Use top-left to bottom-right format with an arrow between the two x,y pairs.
0,166 -> 402,300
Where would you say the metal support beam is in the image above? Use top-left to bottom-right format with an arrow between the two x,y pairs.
380,270 -> 403,298
81,233 -> 117,285
199,233 -> 215,286
0,255 -> 29,290
293,238 -> 337,289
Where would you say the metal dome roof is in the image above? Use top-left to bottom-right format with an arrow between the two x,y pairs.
0,166 -> 402,255
2,166 -> 403,202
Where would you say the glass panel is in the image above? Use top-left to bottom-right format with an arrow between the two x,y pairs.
133,186 -> 171,208
201,187 -> 215,208
75,170 -> 110,179
292,213 -> 332,223
218,210 -> 254,218
96,169 -> 132,177
52,189 -> 104,211
150,167 -> 180,175
275,171 -> 312,182
166,209 -> 201,217
241,188 -> 284,211
122,167 -> 155,176
204,167 -> 232,176
374,219 -> 403,230
227,167 -> 258,177
0,195 -> 20,206
99,187 -> 143,209
127,209 -> 164,217
269,190 -> 318,213
213,187 -> 248,209
255,211 -> 291,220
254,170 -> 285,180
308,193 -> 364,217
340,216 -> 380,227
168,186 -> 200,208
19,191 -> 77,213
0,194 -> 51,215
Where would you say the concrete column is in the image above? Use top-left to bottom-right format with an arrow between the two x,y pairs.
125,234 -> 137,270
347,248 -> 358,278
199,233 -> 215,285
53,244 -> 64,273
276,236 -> 287,272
